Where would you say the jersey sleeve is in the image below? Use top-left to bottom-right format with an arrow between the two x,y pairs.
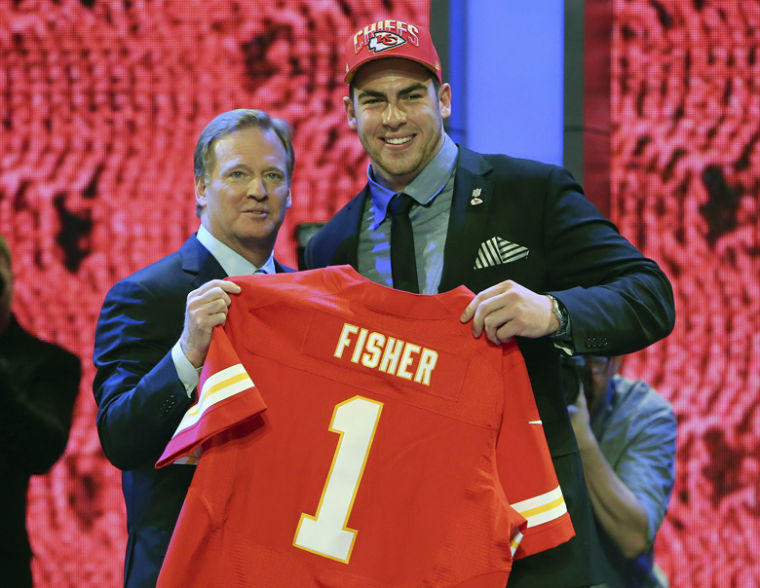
496,342 -> 575,558
156,325 -> 267,468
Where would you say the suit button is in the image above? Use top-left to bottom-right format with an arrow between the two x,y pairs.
161,396 -> 177,415
585,335 -> 607,348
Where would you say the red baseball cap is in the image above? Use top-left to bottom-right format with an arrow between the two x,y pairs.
344,19 -> 442,84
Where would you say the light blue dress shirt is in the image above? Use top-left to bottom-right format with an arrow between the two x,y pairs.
357,134 -> 458,295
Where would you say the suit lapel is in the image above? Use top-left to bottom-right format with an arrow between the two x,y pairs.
179,234 -> 226,287
332,187 -> 368,267
181,232 -> 296,280
439,147 -> 495,292
274,259 -> 295,273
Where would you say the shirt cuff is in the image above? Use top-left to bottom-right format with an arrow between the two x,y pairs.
171,341 -> 201,398
549,314 -> 574,355
551,335 -> 574,356
547,295 -> 574,355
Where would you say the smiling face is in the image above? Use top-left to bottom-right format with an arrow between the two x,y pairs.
196,125 -> 291,266
344,58 -> 451,192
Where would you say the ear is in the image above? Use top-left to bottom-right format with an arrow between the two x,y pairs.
285,189 -> 292,210
438,83 -> 452,120
344,95 -> 357,130
195,176 -> 207,210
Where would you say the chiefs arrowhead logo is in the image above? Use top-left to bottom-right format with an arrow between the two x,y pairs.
368,31 -> 407,54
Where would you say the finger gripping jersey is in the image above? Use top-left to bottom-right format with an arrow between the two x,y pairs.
156,266 -> 573,587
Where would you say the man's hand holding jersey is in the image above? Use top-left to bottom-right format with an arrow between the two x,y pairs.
180,279 -> 241,368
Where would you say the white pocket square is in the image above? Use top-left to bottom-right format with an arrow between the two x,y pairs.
474,237 -> 529,269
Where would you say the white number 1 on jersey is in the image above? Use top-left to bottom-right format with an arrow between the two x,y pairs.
293,396 -> 383,563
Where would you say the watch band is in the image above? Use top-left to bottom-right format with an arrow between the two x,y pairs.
547,294 -> 569,335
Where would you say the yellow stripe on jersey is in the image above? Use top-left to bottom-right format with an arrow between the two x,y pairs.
172,364 -> 254,437
511,486 -> 568,528
510,530 -> 524,556
172,447 -> 201,465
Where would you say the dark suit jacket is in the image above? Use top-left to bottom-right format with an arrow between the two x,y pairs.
305,147 -> 675,587
93,234 -> 292,588
0,315 -> 80,588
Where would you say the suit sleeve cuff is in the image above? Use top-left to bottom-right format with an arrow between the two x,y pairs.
171,341 -> 201,398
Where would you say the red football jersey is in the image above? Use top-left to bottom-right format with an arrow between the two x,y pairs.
156,266 -> 573,587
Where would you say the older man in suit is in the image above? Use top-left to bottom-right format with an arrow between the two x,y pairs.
93,109 -> 295,588
304,19 -> 675,587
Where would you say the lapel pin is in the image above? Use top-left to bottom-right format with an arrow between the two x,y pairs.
470,188 -> 483,206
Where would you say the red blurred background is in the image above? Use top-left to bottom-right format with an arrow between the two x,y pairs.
611,2 -> 760,586
0,0 -> 757,586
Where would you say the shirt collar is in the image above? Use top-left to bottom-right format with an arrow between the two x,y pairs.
196,225 -> 276,276
366,133 -> 458,229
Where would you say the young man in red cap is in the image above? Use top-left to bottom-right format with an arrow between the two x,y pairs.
305,18 -> 675,587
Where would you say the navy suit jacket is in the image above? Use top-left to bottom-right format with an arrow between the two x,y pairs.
93,234 -> 292,588
305,147 -> 675,587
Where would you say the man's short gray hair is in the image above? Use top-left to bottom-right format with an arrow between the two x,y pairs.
193,109 -> 294,182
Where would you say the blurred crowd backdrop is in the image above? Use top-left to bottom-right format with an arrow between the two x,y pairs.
0,0 -> 757,585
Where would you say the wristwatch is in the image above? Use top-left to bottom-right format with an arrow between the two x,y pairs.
547,294 -> 569,335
